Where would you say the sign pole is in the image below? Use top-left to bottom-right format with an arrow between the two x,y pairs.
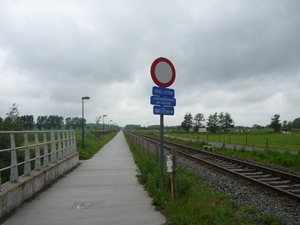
150,57 -> 176,189
159,114 -> 164,188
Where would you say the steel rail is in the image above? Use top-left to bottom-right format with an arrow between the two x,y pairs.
177,150 -> 300,201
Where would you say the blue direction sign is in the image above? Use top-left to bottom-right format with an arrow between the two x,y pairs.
150,96 -> 176,106
153,106 -> 174,115
152,86 -> 175,98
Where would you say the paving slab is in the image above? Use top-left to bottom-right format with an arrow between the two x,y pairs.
3,131 -> 166,225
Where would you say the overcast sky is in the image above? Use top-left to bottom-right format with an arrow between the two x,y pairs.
1,0 -> 299,128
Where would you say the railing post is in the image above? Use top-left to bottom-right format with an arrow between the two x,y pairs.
57,132 -> 62,160
43,132 -> 49,167
24,132 -> 31,176
51,131 -> 57,163
62,132 -> 67,158
35,132 -> 41,171
66,132 -> 70,156
73,131 -> 77,152
10,132 -> 19,183
70,131 -> 75,153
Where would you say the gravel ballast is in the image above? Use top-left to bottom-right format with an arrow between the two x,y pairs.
177,156 -> 300,225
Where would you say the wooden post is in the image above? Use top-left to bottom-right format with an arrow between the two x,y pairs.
170,172 -> 174,203
171,148 -> 177,202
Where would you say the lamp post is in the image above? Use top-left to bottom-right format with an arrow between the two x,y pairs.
96,116 -> 102,131
81,96 -> 90,148
102,115 -> 107,132
110,120 -> 112,131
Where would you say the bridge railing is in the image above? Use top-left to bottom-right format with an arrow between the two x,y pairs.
0,130 -> 76,191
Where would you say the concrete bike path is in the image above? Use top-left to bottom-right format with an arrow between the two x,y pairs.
3,131 -> 166,225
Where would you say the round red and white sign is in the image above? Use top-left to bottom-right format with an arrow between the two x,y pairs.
150,57 -> 176,88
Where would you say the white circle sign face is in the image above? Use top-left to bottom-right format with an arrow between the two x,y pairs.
155,62 -> 173,83
150,57 -> 176,88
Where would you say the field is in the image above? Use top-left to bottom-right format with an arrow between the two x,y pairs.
140,130 -> 300,171
169,131 -> 300,152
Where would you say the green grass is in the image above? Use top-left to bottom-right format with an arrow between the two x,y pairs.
126,136 -> 283,225
169,131 -> 300,152
76,131 -> 118,159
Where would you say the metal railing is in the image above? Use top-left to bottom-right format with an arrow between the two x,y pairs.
0,130 -> 76,191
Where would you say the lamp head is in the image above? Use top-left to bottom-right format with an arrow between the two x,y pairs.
82,96 -> 90,100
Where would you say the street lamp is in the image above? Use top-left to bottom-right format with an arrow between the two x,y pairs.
110,120 -> 113,131
102,115 -> 107,132
82,96 -> 90,148
96,116 -> 102,131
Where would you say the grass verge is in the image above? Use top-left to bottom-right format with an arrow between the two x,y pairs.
76,131 -> 118,159
126,136 -> 283,225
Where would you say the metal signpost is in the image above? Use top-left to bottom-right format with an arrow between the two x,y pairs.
150,57 -> 176,188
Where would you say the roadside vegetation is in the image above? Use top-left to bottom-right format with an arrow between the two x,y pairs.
76,131 -> 118,159
126,136 -> 282,225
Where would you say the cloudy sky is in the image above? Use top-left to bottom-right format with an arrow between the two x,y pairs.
0,0 -> 299,128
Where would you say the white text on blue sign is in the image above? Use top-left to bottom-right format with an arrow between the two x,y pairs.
150,96 -> 176,107
153,106 -> 174,115
152,86 -> 175,98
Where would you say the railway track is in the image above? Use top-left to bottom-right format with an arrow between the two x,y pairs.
128,132 -> 300,202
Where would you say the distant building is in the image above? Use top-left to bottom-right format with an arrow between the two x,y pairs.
198,127 -> 206,133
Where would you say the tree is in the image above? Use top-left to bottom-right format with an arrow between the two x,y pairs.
181,112 -> 193,132
37,116 -> 47,130
0,104 -> 23,149
20,115 -> 34,130
270,114 -> 281,132
6,103 -> 20,121
1,103 -> 22,131
292,118 -> 300,129
206,112 -> 219,133
218,112 -> 234,132
252,124 -> 264,130
56,116 -> 64,129
65,117 -> 72,130
193,113 -> 205,132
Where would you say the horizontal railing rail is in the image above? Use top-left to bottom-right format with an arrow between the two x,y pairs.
0,130 -> 76,191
